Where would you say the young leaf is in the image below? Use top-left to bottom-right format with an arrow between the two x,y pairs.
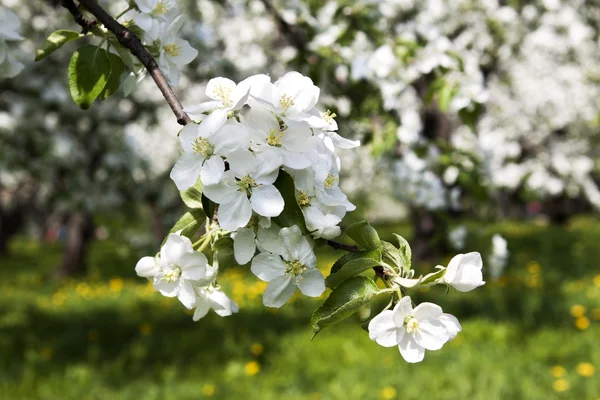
437,82 -> 459,112
165,209 -> 206,243
68,45 -> 111,109
180,178 -> 204,209
98,52 -> 125,101
330,249 -> 382,274
272,170 -> 308,233
345,221 -> 382,251
394,234 -> 412,270
381,241 -> 405,271
311,276 -> 379,338
35,29 -> 82,62
326,250 -> 382,288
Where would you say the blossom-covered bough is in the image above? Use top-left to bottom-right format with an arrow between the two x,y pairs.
22,0 -> 487,363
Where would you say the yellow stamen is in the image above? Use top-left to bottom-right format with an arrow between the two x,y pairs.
213,85 -> 232,107
296,190 -> 311,207
279,94 -> 294,112
238,175 -> 257,193
285,260 -> 306,276
321,109 -> 337,123
192,137 -> 214,157
266,129 -> 284,147
324,173 -> 337,189
163,43 -> 181,57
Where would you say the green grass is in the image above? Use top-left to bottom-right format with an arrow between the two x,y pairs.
1,218 -> 600,399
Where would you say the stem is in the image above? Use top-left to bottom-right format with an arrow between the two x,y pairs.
70,0 -> 192,125
114,6 -> 133,20
326,240 -> 358,252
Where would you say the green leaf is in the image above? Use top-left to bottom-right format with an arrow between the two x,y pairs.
272,170 -> 308,233
458,103 -> 483,131
381,241 -> 405,272
202,194 -> 217,220
180,178 -> 204,209
325,249 -> 382,288
68,45 -> 111,109
35,29 -> 82,62
345,221 -> 381,251
421,268 -> 446,285
438,82 -> 459,112
394,234 -> 412,270
311,276 -> 379,338
213,236 -> 234,255
164,209 -> 206,243
98,52 -> 125,101
330,249 -> 382,274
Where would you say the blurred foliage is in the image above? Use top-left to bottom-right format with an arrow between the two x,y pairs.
1,217 -> 600,399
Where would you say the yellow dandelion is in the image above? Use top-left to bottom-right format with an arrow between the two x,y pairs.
570,304 -> 586,318
593,274 -> 600,287
575,316 -> 590,330
552,379 -> 569,392
576,362 -> 595,377
527,262 -> 541,274
587,288 -> 597,299
139,323 -> 153,336
250,343 -> 264,356
551,365 -> 566,378
202,383 -> 216,397
40,346 -> 54,361
592,308 -> 600,320
244,361 -> 260,376
109,278 -> 124,293
378,386 -> 397,400
309,393 -> 321,400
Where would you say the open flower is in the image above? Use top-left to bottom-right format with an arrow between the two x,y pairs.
156,16 -> 198,85
250,225 -> 325,307
193,284 -> 239,320
368,296 -> 459,363
442,252 -> 485,292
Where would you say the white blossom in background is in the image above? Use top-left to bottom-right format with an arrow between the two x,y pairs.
368,296 -> 461,363
448,225 -> 467,250
0,6 -> 25,78
488,234 -> 509,279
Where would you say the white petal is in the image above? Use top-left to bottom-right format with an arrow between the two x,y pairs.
170,153 -> 203,191
326,132 -> 360,149
200,156 -> 225,186
413,319 -> 449,350
392,296 -> 414,327
368,310 -> 402,347
413,302 -> 443,321
256,225 -> 284,255
177,280 -> 196,309
184,100 -> 222,115
166,39 -> 197,66
263,274 -> 296,308
217,193 -> 252,231
297,268 -> 325,297
233,227 -> 256,265
179,123 -> 201,153
193,297 -> 211,321
208,290 -> 239,316
154,279 -> 178,297
179,252 -> 208,280
227,147 -> 257,177
250,185 -> 284,217
161,233 -> 193,265
198,108 -> 228,136
135,256 -> 159,278
203,170 -> 239,204
398,335 -> 425,363
206,77 -> 237,101
213,120 -> 250,154
440,313 -> 462,340
282,150 -> 312,169
280,226 -> 316,267
251,252 -> 286,281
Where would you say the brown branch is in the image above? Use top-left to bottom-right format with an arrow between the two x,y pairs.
326,240 -> 358,252
69,0 -> 192,125
259,0 -> 308,55
58,0 -> 98,33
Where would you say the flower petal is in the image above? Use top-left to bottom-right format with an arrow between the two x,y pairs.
398,334 -> 425,363
368,310 -> 403,347
135,256 -> 159,278
218,193 -> 253,231
177,280 -> 196,309
161,233 -> 193,265
297,268 -> 325,297
179,252 -> 208,281
233,227 -> 256,265
208,290 -> 239,316
262,274 -> 296,308
251,252 -> 286,281
200,156 -> 225,186
170,153 -> 203,191
251,185 -> 284,217
392,296 -> 414,327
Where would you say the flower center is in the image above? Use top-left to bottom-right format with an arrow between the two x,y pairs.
296,190 -> 311,207
163,43 -> 181,57
266,129 -> 283,147
279,94 -> 294,112
163,266 -> 181,283
192,137 -> 214,157
404,316 -> 420,334
324,173 -> 337,189
285,260 -> 306,276
237,175 -> 257,193
321,109 -> 337,124
213,85 -> 232,107
152,0 -> 170,16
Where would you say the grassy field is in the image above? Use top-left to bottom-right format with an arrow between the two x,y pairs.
1,217 -> 599,399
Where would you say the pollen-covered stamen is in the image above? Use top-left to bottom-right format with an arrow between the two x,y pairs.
285,260 -> 307,277
237,175 -> 258,194
404,316 -> 420,334
152,0 -> 170,16
163,43 -> 181,57
266,129 -> 284,147
163,266 -> 181,283
192,137 -> 214,157
321,109 -> 337,124
213,85 -> 232,107
324,173 -> 337,189
279,94 -> 295,112
296,190 -> 311,207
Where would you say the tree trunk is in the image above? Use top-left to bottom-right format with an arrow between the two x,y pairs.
55,211 -> 95,278
149,202 -> 166,245
0,207 -> 26,256
410,208 -> 448,263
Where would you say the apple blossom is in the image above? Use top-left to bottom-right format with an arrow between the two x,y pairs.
442,252 -> 485,292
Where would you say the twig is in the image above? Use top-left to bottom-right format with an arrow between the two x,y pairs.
68,0 -> 192,125
59,0 -> 97,33
259,0 -> 308,55
326,240 -> 358,252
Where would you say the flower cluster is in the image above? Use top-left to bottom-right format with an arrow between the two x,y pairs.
0,6 -> 24,79
123,0 -> 197,87
369,251 -> 485,362
135,232 -> 238,320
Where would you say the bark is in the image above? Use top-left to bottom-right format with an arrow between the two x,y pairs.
55,211 -> 95,278
410,208 -> 448,262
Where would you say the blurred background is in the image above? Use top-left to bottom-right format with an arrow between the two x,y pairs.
1,0 -> 600,399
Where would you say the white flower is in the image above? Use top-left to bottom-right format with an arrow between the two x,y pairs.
203,148 -> 284,231
0,7 -> 24,79
442,252 -> 485,292
170,119 -> 250,190
251,71 -> 320,118
250,225 -> 325,307
131,0 -> 178,40
135,233 -> 211,309
157,16 -> 198,85
192,285 -> 239,320
368,296 -> 460,363
488,234 -> 508,279
184,77 -> 252,133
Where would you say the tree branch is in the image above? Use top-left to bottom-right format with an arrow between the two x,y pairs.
59,0 -> 97,33
326,240 -> 358,252
69,0 -> 192,125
